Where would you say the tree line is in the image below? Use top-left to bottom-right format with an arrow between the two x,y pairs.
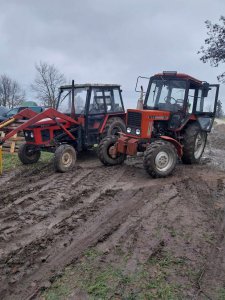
0,62 -> 65,109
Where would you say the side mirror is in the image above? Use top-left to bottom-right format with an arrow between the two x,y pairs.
202,82 -> 210,98
135,76 -> 150,93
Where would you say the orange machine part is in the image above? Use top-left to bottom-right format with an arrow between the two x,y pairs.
117,135 -> 138,156
126,109 -> 171,139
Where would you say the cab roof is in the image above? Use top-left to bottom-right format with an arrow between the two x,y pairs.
154,72 -> 202,85
60,83 -> 121,90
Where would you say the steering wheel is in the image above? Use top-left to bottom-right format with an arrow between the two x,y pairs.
164,96 -> 177,104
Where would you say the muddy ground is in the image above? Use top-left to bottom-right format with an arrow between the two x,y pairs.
1,125 -> 225,299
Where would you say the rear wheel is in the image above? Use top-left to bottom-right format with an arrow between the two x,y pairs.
143,140 -> 177,178
98,135 -> 126,166
102,117 -> 126,137
54,144 -> 76,172
18,143 -> 41,164
182,122 -> 207,164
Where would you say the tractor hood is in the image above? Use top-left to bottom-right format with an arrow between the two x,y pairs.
126,109 -> 170,138
127,108 -> 170,124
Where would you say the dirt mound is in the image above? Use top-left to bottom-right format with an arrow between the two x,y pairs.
214,123 -> 225,133
208,125 -> 225,150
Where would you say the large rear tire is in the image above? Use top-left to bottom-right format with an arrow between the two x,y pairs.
98,135 -> 126,166
54,144 -> 76,172
182,122 -> 207,164
18,143 -> 41,165
102,117 -> 126,137
143,140 -> 177,178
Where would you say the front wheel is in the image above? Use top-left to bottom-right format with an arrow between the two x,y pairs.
98,135 -> 126,166
54,144 -> 76,172
18,143 -> 41,165
143,140 -> 177,178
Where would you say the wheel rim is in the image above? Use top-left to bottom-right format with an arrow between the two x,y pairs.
155,151 -> 173,172
194,133 -> 206,159
108,144 -> 121,159
108,145 -> 116,158
62,152 -> 73,167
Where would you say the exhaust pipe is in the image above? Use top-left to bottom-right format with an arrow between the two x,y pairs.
136,85 -> 144,110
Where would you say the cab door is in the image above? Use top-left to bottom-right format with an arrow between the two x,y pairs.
86,88 -> 106,145
194,84 -> 220,131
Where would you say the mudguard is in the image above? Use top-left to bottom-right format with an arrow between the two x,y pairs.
160,135 -> 183,158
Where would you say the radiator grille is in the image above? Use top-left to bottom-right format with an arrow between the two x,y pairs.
127,111 -> 142,127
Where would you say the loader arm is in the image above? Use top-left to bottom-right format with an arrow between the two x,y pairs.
0,108 -> 79,145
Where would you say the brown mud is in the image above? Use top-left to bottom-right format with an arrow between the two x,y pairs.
1,126 -> 225,299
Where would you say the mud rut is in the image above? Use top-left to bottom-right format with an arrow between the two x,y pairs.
0,146 -> 225,299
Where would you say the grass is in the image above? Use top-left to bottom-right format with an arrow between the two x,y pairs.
42,284 -> 71,300
218,288 -> 225,300
2,151 -> 53,172
147,251 -> 186,268
42,248 -> 184,300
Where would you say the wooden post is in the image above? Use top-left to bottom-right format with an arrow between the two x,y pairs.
10,134 -> 17,153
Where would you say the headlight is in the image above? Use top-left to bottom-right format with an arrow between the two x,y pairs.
136,129 -> 141,135
24,132 -> 28,137
30,132 -> 34,138
127,127 -> 131,133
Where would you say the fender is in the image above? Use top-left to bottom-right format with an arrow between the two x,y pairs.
160,135 -> 183,158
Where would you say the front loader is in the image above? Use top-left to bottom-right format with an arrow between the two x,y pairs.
0,82 -> 126,172
98,71 -> 220,178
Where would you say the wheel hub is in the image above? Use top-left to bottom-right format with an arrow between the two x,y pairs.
108,145 -> 116,158
62,152 -> 72,167
155,151 -> 173,172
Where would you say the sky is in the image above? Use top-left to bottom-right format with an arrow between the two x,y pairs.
0,0 -> 224,108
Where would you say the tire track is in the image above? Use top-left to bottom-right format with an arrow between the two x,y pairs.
0,165 -> 127,299
0,165 -> 125,240
0,187 -> 145,300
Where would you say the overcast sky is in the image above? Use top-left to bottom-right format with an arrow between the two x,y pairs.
0,0 -> 224,107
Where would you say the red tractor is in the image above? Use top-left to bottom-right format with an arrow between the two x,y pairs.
0,82 -> 126,172
98,71 -> 220,177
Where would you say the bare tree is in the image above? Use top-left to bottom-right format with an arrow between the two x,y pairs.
31,62 -> 66,108
198,16 -> 225,83
0,74 -> 25,108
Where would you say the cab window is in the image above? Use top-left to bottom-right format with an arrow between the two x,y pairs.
196,86 -> 217,113
89,89 -> 105,114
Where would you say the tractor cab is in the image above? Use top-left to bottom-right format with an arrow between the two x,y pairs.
57,83 -> 124,116
57,83 -> 125,145
57,83 -> 125,146
142,71 -> 219,131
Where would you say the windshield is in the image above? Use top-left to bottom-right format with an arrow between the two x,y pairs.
145,79 -> 187,112
6,108 -> 19,117
57,88 -> 87,114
